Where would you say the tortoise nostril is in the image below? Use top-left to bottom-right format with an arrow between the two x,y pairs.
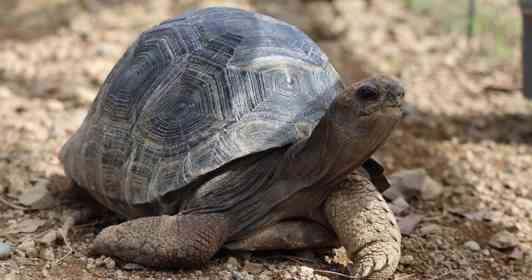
386,79 -> 405,99
397,89 -> 405,98
391,85 -> 405,99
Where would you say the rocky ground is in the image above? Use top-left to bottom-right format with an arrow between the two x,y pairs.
0,0 -> 531,279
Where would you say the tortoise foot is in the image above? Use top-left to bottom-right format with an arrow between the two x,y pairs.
90,214 -> 229,268
349,241 -> 400,280
325,170 -> 401,279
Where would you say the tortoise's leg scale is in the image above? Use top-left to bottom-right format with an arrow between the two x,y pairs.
325,171 -> 401,280
90,214 -> 229,268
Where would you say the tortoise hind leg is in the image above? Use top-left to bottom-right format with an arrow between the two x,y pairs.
90,213 -> 230,268
325,170 -> 401,280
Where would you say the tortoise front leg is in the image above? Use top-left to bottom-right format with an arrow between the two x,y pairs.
90,213 -> 230,268
325,170 -> 401,279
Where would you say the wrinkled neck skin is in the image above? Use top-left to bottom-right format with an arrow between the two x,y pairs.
281,102 -> 401,187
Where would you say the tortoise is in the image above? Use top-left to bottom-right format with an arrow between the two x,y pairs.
60,7 -> 405,279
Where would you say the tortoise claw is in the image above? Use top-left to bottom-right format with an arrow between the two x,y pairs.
349,242 -> 398,279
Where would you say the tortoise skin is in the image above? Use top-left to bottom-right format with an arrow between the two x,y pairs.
60,7 -> 343,217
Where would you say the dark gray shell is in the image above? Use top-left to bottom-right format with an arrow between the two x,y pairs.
60,7 -> 343,213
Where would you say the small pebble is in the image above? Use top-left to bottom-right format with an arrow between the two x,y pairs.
0,242 -> 14,260
509,247 -> 524,260
281,271 -> 292,279
87,262 -> 96,270
400,254 -> 415,265
396,213 -> 423,235
45,100 -> 65,111
390,196 -> 410,215
257,271 -> 273,280
299,266 -> 314,278
0,86 -> 13,98
95,44 -> 115,57
40,247 -> 55,261
218,271 -> 232,280
18,180 -> 57,210
489,230 -> 519,250
314,274 -> 329,280
226,256 -> 240,270
18,240 -> 39,258
104,257 -> 116,269
464,240 -> 481,251
86,257 -> 96,270
227,256 -> 240,265
288,266 -> 298,274
95,256 -> 105,267
3,271 -> 17,280
482,211 -> 505,223
418,223 -> 441,236
242,260 -> 264,274
231,271 -> 253,280
38,230 -> 61,246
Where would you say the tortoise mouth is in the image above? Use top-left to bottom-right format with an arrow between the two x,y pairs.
384,98 -> 405,117
399,105 -> 408,118
356,102 -> 403,118
380,105 -> 403,116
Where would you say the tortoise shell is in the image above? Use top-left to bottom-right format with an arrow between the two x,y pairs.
60,7 -> 343,215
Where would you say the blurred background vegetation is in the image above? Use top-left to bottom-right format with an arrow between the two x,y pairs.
0,0 -> 525,95
403,0 -> 521,59
0,0 -> 523,66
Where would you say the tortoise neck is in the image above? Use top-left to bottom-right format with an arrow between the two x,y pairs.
281,113 -> 372,185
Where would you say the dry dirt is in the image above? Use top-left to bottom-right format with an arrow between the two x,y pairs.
0,0 -> 531,279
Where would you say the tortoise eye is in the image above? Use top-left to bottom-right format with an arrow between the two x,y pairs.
357,86 -> 380,101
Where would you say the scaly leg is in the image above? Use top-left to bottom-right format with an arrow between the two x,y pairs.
325,170 -> 401,280
90,213 -> 230,268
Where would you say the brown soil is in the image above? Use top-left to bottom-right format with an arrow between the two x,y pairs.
0,1 -> 530,279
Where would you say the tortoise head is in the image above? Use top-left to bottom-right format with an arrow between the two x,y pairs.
327,75 -> 405,147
